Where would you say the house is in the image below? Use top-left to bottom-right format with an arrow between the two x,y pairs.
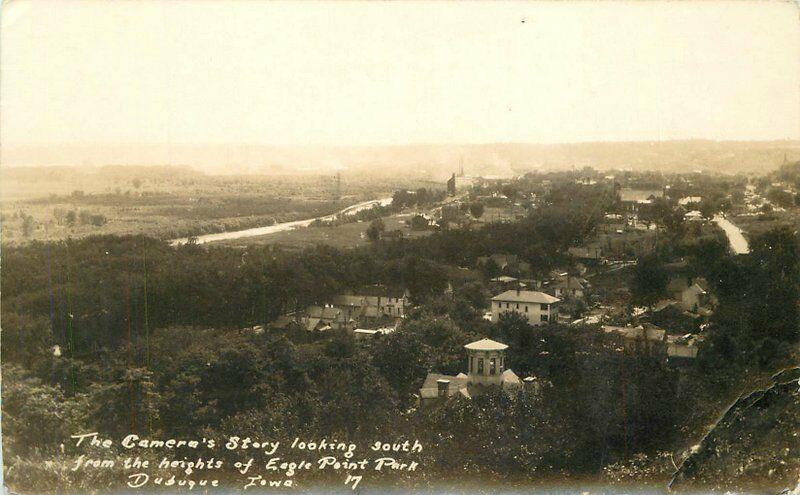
567,246 -> 603,262
550,277 -> 589,300
331,292 -> 409,319
666,277 -> 711,312
666,334 -> 703,360
684,210 -> 703,222
618,188 -> 665,212
301,305 -> 353,332
678,196 -> 702,206
418,338 -> 525,406
602,324 -> 666,351
490,289 -> 560,325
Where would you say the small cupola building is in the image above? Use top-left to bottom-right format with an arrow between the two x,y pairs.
465,338 -> 508,386
419,337 -> 522,405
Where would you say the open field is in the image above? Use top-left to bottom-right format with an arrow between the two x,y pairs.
1,166 -> 432,244
218,212 -> 436,250
732,211 -> 800,240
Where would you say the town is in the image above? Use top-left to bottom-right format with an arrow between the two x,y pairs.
3,0 -> 798,492
3,155 -> 799,492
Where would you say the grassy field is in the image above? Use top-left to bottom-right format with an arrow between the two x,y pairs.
218,213 -> 435,250
1,166 -> 430,245
731,210 -> 800,240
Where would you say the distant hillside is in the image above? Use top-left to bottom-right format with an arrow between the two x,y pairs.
3,140 -> 799,177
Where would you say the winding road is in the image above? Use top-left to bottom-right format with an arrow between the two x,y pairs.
170,197 -> 393,246
713,215 -> 750,255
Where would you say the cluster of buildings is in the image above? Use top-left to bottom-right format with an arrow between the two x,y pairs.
417,325 -> 701,408
601,324 -> 703,361
270,290 -> 409,335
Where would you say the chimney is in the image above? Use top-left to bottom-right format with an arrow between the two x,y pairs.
436,379 -> 450,398
523,376 -> 540,395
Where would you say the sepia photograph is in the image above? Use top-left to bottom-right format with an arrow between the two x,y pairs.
1,1 -> 799,493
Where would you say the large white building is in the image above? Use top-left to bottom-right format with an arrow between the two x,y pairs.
490,289 -> 560,325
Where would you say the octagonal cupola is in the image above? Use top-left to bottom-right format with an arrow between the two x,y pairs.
465,338 -> 508,386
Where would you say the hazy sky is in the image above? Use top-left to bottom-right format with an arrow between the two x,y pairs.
2,0 -> 799,149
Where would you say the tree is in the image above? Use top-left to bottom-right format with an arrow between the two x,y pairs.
65,210 -> 77,226
699,198 -> 717,219
410,214 -> 430,231
90,214 -> 107,226
53,208 -> 66,225
469,202 -> 485,219
766,188 -> 794,209
372,330 -> 429,408
455,281 -> 490,311
21,214 -> 35,237
366,218 -> 385,242
631,255 -> 668,310
79,210 -> 92,225
480,257 -> 501,279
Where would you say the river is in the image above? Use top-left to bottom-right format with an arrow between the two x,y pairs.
713,215 -> 750,255
169,197 -> 393,246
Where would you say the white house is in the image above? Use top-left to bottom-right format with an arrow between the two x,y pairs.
490,289 -> 560,325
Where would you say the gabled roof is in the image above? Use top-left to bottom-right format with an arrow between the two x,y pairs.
304,317 -> 322,332
419,373 -> 469,399
464,338 -> 508,351
568,246 -> 602,259
321,307 -> 341,320
501,369 -> 522,386
492,290 -> 560,304
685,283 -> 707,296
332,295 -> 366,307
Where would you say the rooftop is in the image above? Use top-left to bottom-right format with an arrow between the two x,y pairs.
464,338 -> 509,351
619,188 -> 664,203
492,290 -> 560,304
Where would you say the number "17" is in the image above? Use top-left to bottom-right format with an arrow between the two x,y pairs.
344,474 -> 362,490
